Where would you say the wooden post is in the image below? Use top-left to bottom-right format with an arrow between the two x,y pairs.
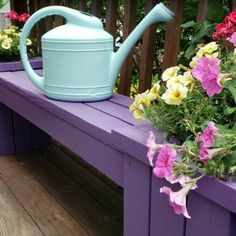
105,0 -> 118,39
118,0 -> 137,96
138,0 -> 159,93
162,0 -> 184,71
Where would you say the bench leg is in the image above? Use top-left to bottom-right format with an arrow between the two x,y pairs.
13,112 -> 51,153
0,103 -> 15,155
123,156 -> 151,236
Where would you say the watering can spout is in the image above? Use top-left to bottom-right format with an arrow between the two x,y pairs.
110,2 -> 174,89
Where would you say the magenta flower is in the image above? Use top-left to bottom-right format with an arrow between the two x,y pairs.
196,122 -> 217,147
192,57 -> 223,96
153,145 -> 176,178
199,144 -> 211,162
160,185 -> 192,218
196,122 -> 217,162
227,32 -> 236,47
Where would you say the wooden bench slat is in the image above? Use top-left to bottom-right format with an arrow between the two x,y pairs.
0,71 -> 131,145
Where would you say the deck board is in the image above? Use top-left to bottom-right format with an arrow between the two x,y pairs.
0,143 -> 123,236
0,178 -> 43,236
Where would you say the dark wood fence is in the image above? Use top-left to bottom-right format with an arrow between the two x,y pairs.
10,0 -> 236,96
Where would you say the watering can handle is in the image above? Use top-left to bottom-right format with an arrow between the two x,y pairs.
20,6 -> 103,90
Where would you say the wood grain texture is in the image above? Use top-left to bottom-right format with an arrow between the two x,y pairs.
162,0 -> 184,70
0,177 -> 43,236
123,156 -> 151,236
150,177 -> 185,236
186,191 -> 232,236
0,155 -> 89,236
16,147 -> 123,236
118,0 -> 137,96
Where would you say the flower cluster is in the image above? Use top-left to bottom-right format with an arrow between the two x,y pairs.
6,10 -> 30,23
130,10 -> 236,218
212,9 -> 236,47
0,11 -> 32,60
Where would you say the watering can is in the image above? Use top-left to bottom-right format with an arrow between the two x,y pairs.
20,3 -> 174,101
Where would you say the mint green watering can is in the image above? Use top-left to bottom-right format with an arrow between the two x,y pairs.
20,3 -> 174,101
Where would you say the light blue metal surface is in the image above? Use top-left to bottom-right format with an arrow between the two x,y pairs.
20,3 -> 174,101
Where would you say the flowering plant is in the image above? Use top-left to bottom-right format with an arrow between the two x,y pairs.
130,10 -> 236,218
0,10 -> 32,60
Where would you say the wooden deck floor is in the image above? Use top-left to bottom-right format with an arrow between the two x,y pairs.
0,142 -> 123,236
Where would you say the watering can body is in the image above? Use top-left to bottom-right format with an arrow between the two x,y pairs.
20,3 -> 174,101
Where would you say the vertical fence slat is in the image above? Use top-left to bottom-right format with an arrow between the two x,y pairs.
91,0 -> 100,17
162,0 -> 184,71
118,0 -> 137,96
105,0 -> 118,39
196,0 -> 211,23
232,0 -> 236,9
78,0 -> 87,12
138,0 -> 159,93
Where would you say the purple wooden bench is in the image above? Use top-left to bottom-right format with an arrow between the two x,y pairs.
0,60 -> 236,236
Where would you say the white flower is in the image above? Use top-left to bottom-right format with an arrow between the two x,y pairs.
1,40 -> 11,50
162,66 -> 180,81
162,84 -> 188,105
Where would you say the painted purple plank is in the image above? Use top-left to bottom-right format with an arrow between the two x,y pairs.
109,93 -> 134,108
13,112 -> 32,152
123,156 -> 151,236
31,124 -> 51,149
186,191 -> 232,236
0,71 -> 132,146
0,57 -> 42,72
195,177 -> 236,214
0,103 -> 15,155
0,81 -> 124,186
112,123 -> 164,165
86,100 -> 138,125
150,177 -> 185,236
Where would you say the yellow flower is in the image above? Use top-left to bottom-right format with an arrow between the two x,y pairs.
162,84 -> 188,105
183,71 -> 194,86
133,109 -> 145,121
166,75 -> 185,88
190,42 -> 218,68
162,66 -> 180,81
26,38 -> 32,46
3,28 -> 15,35
1,40 -> 11,50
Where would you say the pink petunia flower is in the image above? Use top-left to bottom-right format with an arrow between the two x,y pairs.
153,145 -> 176,178
146,131 -> 164,166
196,121 -> 217,147
165,174 -> 197,189
199,144 -> 211,162
160,184 -> 193,218
227,32 -> 236,47
192,57 -> 223,96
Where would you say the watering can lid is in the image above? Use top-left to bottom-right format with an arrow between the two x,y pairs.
42,24 -> 113,43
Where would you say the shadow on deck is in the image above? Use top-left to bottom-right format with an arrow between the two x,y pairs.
0,141 -> 123,236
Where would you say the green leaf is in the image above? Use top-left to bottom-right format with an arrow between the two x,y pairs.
223,151 -> 236,166
227,87 -> 236,104
181,20 -> 197,29
185,43 -> 197,59
224,107 -> 236,115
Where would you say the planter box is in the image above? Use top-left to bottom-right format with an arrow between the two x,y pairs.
112,123 -> 236,236
0,57 -> 42,72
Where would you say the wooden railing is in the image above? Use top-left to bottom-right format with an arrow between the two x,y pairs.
10,0 -> 236,96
